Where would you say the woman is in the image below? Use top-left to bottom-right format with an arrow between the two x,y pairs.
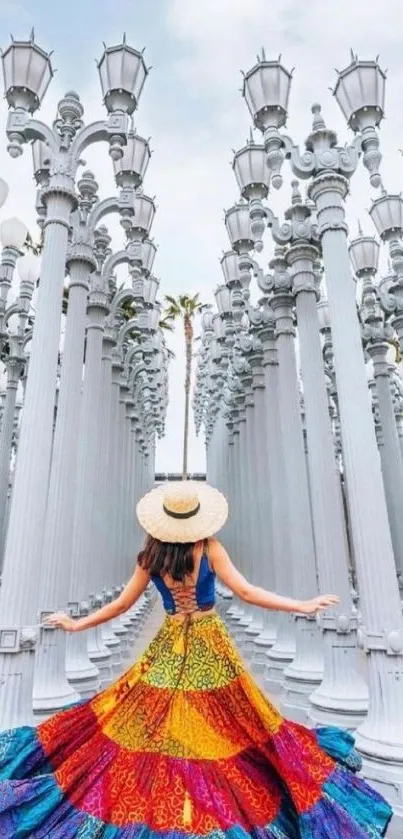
0,481 -> 392,837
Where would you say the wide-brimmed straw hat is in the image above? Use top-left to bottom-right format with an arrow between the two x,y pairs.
136,480 -> 228,544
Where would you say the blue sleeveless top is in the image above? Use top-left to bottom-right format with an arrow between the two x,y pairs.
151,544 -> 216,616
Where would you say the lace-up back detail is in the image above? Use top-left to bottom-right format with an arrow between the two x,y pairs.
166,581 -> 199,615
151,540 -> 216,616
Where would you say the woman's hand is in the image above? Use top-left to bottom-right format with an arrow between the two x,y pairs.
43,612 -> 78,632
298,594 -> 340,615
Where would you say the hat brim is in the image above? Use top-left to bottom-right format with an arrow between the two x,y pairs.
136,481 -> 228,544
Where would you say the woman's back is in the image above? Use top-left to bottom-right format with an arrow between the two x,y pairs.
150,539 -> 216,616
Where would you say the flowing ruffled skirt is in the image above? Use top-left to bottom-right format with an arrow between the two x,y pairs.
0,612 -> 393,838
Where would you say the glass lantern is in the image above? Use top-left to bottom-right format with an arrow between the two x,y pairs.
98,39 -> 148,115
243,53 -> 293,131
349,234 -> 380,276
133,194 -> 156,238
113,131 -> 151,187
2,34 -> 53,112
369,193 -> 403,240
0,217 -> 28,250
317,298 -> 331,332
233,141 -> 270,200
225,203 -> 254,252
215,284 -> 232,316
141,239 -> 157,277
220,250 -> 242,287
0,179 -> 9,210
333,56 -> 386,131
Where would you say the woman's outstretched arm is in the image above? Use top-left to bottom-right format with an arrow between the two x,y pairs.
44,565 -> 151,632
209,539 -> 339,615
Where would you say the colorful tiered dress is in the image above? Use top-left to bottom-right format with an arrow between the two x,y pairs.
0,552 -> 393,838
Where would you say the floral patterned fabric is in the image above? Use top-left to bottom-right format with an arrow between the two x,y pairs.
0,613 -> 393,837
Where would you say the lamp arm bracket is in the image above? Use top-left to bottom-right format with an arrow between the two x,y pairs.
6,112 -> 59,155
117,317 -> 141,347
270,215 -> 292,245
378,287 -> 397,315
70,114 -> 129,162
102,248 -> 133,282
90,196 -> 120,231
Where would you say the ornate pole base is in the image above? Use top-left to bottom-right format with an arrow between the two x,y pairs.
280,617 -> 323,724
33,628 -> 80,721
226,596 -> 243,620
308,628 -> 368,729
251,613 -> 277,675
361,757 -> 403,831
243,624 -> 262,659
101,625 -> 123,674
264,614 -> 296,694
238,610 -> 254,628
87,628 -> 113,689
111,617 -> 131,658
66,632 -> 100,699
0,642 -> 36,731
120,613 -> 136,642
354,651 -> 403,821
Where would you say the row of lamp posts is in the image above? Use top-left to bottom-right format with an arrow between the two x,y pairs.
194,50 -> 403,815
0,34 -> 169,727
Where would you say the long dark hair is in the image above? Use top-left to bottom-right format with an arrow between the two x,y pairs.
138,535 -> 202,581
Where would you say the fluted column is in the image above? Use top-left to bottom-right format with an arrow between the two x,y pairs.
124,398 -> 136,575
223,428 -> 235,557
231,410 -> 249,632
132,415 -> 144,564
242,376 -> 265,649
0,188 -> 75,730
311,171 -> 403,802
66,284 -> 111,697
33,254 -> 93,717
368,346 -> 403,585
116,382 -> 135,639
270,250 -> 323,723
87,343 -> 118,685
249,355 -> 277,669
237,375 -> 256,636
244,336 -> 273,653
99,329 -> 123,671
230,425 -> 241,564
260,306 -> 295,692
108,357 -> 130,649
118,382 -> 133,581
289,243 -> 367,728
224,422 -> 242,620
0,357 -> 23,565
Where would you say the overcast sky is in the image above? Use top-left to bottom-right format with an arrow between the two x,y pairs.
1,0 -> 403,473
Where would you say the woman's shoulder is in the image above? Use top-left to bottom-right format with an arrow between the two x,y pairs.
205,537 -> 221,551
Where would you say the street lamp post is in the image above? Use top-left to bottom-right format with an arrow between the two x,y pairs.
351,231 -> 403,587
0,32 -> 148,728
99,321 -> 123,672
258,246 -> 323,721
256,296 -> 296,691
33,138 -> 151,715
240,48 -> 403,803
246,310 -> 278,667
222,209 -> 259,637
0,219 -> 32,563
0,253 -> 38,561
251,179 -> 367,726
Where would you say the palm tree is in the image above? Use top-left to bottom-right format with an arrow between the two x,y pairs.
163,293 -> 210,480
24,230 -> 43,257
119,294 -> 174,334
